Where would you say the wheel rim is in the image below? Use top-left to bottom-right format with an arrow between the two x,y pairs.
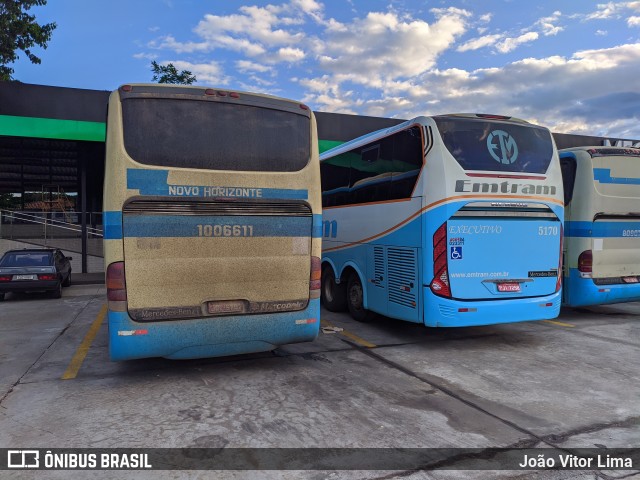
349,282 -> 363,311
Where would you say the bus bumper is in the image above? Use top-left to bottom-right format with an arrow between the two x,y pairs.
424,290 -> 561,327
107,299 -> 320,361
563,268 -> 640,307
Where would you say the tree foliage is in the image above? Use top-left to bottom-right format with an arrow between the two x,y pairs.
151,61 -> 197,85
0,0 -> 56,81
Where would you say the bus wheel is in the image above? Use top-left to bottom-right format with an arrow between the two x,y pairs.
321,266 -> 347,312
347,273 -> 375,322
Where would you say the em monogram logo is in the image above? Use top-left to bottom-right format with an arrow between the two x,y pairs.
487,130 -> 519,165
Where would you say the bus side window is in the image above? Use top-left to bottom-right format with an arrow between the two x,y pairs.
350,135 -> 394,204
560,156 -> 577,206
390,126 -> 423,200
321,152 -> 352,207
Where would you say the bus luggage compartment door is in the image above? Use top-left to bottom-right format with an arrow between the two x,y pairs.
122,200 -> 313,321
445,208 -> 561,300
592,217 -> 640,279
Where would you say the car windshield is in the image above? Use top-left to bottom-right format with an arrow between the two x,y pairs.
0,252 -> 53,267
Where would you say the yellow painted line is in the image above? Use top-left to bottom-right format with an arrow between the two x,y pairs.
543,319 -> 575,328
321,320 -> 377,348
61,304 -> 107,380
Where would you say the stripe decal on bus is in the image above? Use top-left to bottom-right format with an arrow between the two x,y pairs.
323,194 -> 562,252
123,215 -> 313,238
565,221 -> 640,237
126,168 -> 309,200
593,168 -> 640,185
104,212 -> 322,240
104,211 -> 123,240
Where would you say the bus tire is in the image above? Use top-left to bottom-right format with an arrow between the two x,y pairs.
347,272 -> 375,322
321,266 -> 347,312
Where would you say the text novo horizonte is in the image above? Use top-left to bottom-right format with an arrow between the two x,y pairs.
168,185 -> 263,198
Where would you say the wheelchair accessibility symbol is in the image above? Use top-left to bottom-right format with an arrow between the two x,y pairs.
450,246 -> 463,260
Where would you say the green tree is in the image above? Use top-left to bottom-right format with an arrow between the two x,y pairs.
0,0 -> 56,81
151,61 -> 197,85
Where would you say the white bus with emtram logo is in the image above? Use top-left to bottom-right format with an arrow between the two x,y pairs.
320,114 -> 563,327
560,146 -> 640,306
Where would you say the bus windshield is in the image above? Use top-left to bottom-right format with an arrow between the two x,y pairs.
122,97 -> 310,172
434,117 -> 554,174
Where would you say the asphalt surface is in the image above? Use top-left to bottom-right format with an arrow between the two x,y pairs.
0,285 -> 638,479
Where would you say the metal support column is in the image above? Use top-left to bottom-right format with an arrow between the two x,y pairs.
80,156 -> 88,273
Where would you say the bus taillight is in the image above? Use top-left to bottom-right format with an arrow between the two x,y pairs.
578,250 -> 593,273
107,261 -> 128,311
310,256 -> 321,298
556,224 -> 564,292
431,222 -> 451,298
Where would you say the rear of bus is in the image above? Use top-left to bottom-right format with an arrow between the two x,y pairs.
561,147 -> 640,307
103,84 -> 321,361
424,114 -> 563,327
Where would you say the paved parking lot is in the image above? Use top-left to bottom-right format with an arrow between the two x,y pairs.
0,285 -> 638,479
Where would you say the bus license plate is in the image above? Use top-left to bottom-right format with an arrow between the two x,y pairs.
497,283 -> 520,292
207,300 -> 247,315
622,276 -> 639,284
14,274 -> 37,280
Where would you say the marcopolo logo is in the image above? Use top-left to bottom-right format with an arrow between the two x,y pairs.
487,130 -> 518,165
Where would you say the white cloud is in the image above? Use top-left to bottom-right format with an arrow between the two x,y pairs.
133,52 -> 158,60
169,60 -> 230,86
235,60 -> 275,75
495,32 -> 539,53
149,35 -> 210,53
274,47 -> 305,62
457,34 -> 502,52
313,8 -> 470,83
535,11 -> 564,36
629,15 -> 640,25
585,1 -> 640,20
304,43 -> 640,138
195,7 -> 305,47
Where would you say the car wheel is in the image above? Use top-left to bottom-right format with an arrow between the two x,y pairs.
347,272 -> 375,322
63,271 -> 71,287
51,282 -> 62,299
0,293 -> 5,302
321,266 -> 347,312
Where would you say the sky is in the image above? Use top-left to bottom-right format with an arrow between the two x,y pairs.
9,0 -> 640,139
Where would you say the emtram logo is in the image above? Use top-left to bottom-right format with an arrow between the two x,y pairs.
7,450 -> 39,468
487,130 -> 519,165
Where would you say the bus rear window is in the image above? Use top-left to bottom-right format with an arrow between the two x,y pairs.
434,117 -> 554,174
122,98 -> 310,172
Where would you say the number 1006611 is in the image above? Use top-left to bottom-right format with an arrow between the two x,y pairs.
196,224 -> 254,237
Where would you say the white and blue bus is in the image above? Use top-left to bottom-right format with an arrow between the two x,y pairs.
320,114 -> 564,327
104,84 -> 322,360
560,146 -> 640,307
